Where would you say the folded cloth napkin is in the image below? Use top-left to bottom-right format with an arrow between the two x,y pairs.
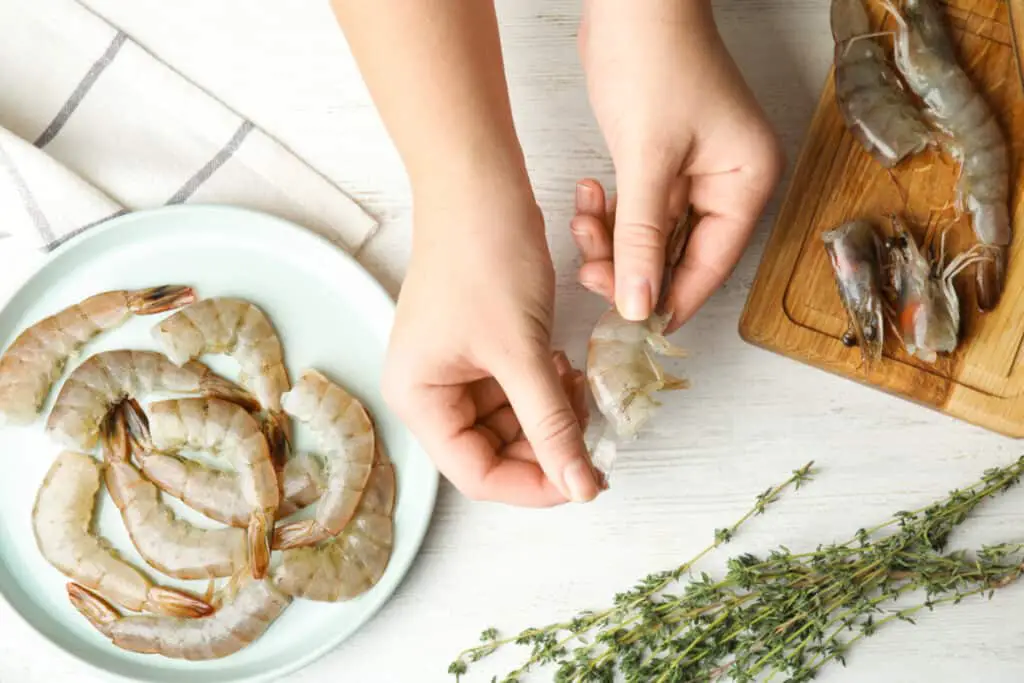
0,0 -> 377,254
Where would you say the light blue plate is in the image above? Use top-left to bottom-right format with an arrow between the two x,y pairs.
0,205 -> 438,682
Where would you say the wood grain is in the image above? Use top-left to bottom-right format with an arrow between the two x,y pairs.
740,0 -> 1024,436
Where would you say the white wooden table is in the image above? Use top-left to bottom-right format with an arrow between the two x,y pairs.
3,1 -> 1024,681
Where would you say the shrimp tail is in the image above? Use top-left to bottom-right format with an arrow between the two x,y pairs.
196,370 -> 262,414
262,413 -> 291,472
248,511 -> 273,579
272,519 -> 329,550
126,286 -> 197,315
144,586 -> 215,618
100,404 -> 134,464
67,583 -> 120,637
975,245 -> 1006,312
120,397 -> 153,454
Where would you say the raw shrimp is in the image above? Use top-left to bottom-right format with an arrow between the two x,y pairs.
138,450 -> 325,528
45,350 -> 257,451
128,397 -> 279,580
831,0 -> 933,167
150,297 -> 291,441
67,573 -> 291,661
105,402 -> 249,580
887,0 -> 1012,311
272,369 -> 375,549
0,286 -> 195,426
822,219 -> 887,361
273,448 -> 395,602
886,215 -> 988,362
32,451 -> 212,618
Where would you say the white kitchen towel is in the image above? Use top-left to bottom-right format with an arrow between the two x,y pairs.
0,0 -> 378,253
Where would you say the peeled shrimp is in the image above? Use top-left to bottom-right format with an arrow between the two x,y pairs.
138,450 -> 325,528
272,369 -> 375,549
151,297 -> 291,439
822,219 -> 887,362
886,215 -> 987,362
273,448 -> 395,602
67,574 -> 291,661
32,451 -> 212,618
887,0 -> 1011,311
0,286 -> 195,426
105,402 -> 248,580
831,0 -> 933,167
128,398 -> 279,580
45,350 -> 256,451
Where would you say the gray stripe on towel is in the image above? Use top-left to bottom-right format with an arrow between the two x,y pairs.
35,32 -> 129,148
0,141 -> 55,244
44,208 -> 130,252
167,120 -> 255,204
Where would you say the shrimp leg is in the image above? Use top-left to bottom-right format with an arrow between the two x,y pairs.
0,286 -> 195,425
32,451 -> 212,618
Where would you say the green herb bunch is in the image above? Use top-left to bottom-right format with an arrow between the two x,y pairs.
450,457 -> 1024,683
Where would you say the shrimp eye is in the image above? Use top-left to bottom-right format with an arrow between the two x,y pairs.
841,331 -> 858,347
863,324 -> 877,342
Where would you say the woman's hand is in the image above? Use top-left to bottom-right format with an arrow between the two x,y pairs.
576,0 -> 784,331
382,186 -> 601,507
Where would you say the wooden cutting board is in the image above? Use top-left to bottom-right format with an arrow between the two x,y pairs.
739,0 -> 1024,436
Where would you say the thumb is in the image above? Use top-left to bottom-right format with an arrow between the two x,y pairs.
492,348 -> 600,503
612,164 -> 675,321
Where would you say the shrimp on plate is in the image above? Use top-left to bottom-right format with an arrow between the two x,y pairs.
129,397 -> 279,580
32,451 -> 212,618
271,369 -> 375,550
0,286 -> 195,426
45,350 -> 256,451
822,219 -> 888,362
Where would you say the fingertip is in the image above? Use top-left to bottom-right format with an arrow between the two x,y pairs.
575,178 -> 606,216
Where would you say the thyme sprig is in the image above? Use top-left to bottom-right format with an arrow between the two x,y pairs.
451,457 -> 1024,683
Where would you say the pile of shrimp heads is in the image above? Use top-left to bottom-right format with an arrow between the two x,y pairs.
826,0 -> 1014,365
0,285 -> 397,661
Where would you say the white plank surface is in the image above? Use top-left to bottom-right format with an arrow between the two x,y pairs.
3,1 -> 1024,681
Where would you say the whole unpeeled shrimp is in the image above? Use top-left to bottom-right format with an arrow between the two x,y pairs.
886,215 -> 988,362
887,0 -> 1012,311
151,297 -> 291,439
272,369 -> 375,549
822,219 -> 887,361
0,286 -> 195,426
831,0 -> 933,167
273,447 -> 395,602
128,397 -> 279,580
46,350 -> 256,451
105,402 -> 249,580
67,574 -> 291,661
32,451 -> 212,618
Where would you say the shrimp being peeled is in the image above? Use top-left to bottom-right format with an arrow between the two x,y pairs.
67,574 -> 291,661
128,397 -> 279,580
886,215 -> 988,362
272,369 -> 375,550
138,449 -> 325,529
822,219 -> 887,362
274,447 -> 395,602
887,0 -> 1012,311
150,297 -> 291,440
831,0 -> 933,167
0,286 -> 195,426
106,402 -> 249,580
32,451 -> 212,618
46,350 -> 257,451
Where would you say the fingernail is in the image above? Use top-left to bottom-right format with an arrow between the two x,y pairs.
620,277 -> 652,321
570,220 -> 594,252
576,182 -> 598,214
580,275 -> 610,299
564,460 -> 597,503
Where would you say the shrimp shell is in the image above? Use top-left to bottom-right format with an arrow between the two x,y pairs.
831,0 -> 933,167
32,451 -> 212,618
67,575 -> 291,661
131,397 -> 279,579
273,448 -> 395,602
105,403 -> 249,580
0,286 -> 195,426
888,0 -> 1011,311
272,369 -> 375,550
46,350 -> 257,451
150,297 -> 291,437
